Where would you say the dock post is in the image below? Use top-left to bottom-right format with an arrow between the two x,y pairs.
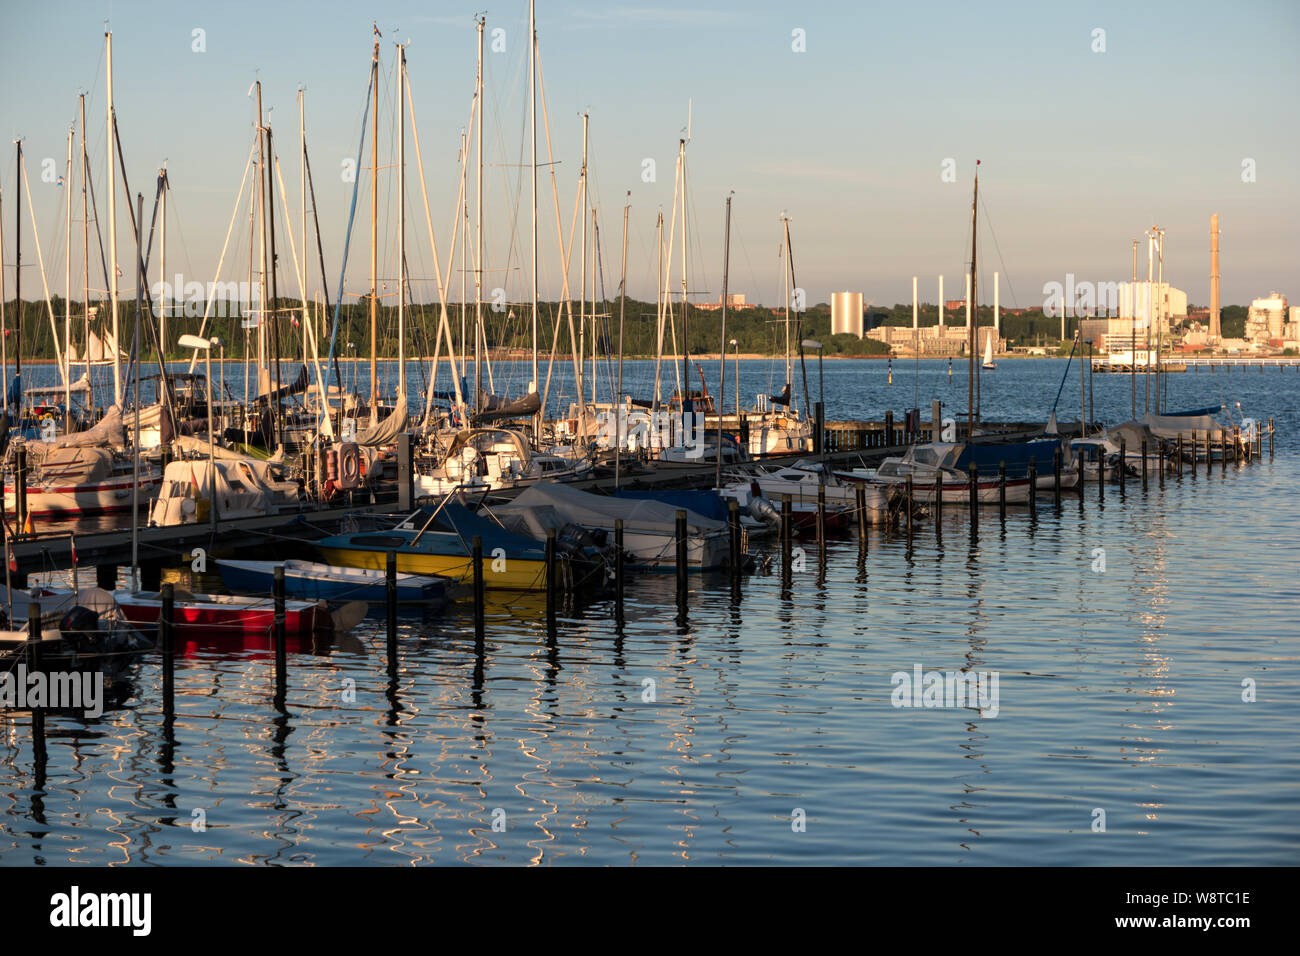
739,413 -> 749,453
933,473 -> 943,532
1118,439 -> 1126,494
1205,433 -> 1213,478
780,494 -> 793,570
675,510 -> 689,611
1176,434 -> 1184,476
968,463 -> 978,532
471,536 -> 485,644
1269,418 -> 1274,459
27,603 -> 45,769
855,485 -> 868,542
904,476 -> 913,542
1027,458 -> 1037,521
273,565 -> 287,703
1141,439 -> 1149,490
396,432 -> 413,512
1098,445 -> 1106,500
817,485 -> 828,559
615,519 -> 627,622
1220,430 -> 1228,474
1158,440 -> 1166,487
15,445 -> 27,537
384,552 -> 398,678
726,501 -> 741,578
1256,423 -> 1263,460
1191,432 -> 1198,480
545,529 -> 557,637
1053,447 -> 1062,508
1232,426 -> 1240,465
160,582 -> 175,719
885,410 -> 894,447
813,402 -> 824,456
997,462 -> 1007,523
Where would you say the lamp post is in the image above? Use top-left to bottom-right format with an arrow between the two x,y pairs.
179,333 -> 218,531
802,338 -> 823,461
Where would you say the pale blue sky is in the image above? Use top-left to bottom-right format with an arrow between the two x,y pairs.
1,0 -> 1297,311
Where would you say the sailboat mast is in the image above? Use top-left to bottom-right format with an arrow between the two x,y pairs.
579,111 -> 588,407
159,164 -> 166,360
81,93 -> 89,384
369,32 -> 379,405
615,194 -> 628,488
64,127 -> 73,421
106,32 -> 122,407
256,82 -> 268,396
716,193 -> 732,490
529,0 -> 539,425
300,89 -> 309,371
968,162 -> 978,437
782,215 -> 791,390
14,141 -> 21,387
396,45 -> 406,393
475,16 -> 485,415
653,210 -> 663,415
680,139 -> 689,414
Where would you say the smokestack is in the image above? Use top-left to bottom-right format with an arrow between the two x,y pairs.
1210,214 -> 1221,341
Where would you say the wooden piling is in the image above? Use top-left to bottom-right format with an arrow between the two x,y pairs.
28,603 -> 45,767
817,485 -> 828,558
471,535 -> 485,644
854,485 -> 868,543
1269,418 -> 1274,459
1118,438 -> 1126,493
1158,439 -> 1166,487
1191,432 -> 1198,479
1176,434 -> 1184,476
1256,423 -> 1263,460
615,518 -> 626,622
905,476 -> 913,541
1053,447 -> 1062,509
675,510 -> 689,609
160,582 -> 175,718
274,565 -> 288,699
1141,439 -> 1149,490
968,463 -> 979,531
1098,445 -> 1106,500
997,462 -> 1007,522
934,473 -> 944,531
1027,457 -> 1037,521
545,528 -> 557,636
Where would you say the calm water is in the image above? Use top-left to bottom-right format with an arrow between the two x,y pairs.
2,358 -> 1297,865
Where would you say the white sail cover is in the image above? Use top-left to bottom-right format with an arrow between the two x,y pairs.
27,404 -> 126,451
356,391 -> 409,447
497,481 -> 725,539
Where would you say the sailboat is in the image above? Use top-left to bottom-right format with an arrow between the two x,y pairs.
982,333 -> 997,370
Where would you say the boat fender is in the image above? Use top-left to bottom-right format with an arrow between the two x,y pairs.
337,442 -> 362,490
749,496 -> 780,525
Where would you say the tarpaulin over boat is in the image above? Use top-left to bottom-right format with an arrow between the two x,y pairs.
21,445 -> 116,482
426,501 -> 547,558
356,391 -> 408,446
1106,420 -> 1159,449
472,390 -> 541,423
1141,409 -> 1225,439
496,481 -> 725,539
954,438 -> 1064,478
28,404 -> 126,450
612,488 -> 729,522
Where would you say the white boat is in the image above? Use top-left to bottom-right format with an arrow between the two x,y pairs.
724,459 -> 896,522
148,450 -> 301,526
982,335 -> 997,370
414,428 -> 592,497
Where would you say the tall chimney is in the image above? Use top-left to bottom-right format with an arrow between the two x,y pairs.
1210,214 -> 1221,342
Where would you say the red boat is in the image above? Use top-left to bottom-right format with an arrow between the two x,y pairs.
110,590 -> 329,640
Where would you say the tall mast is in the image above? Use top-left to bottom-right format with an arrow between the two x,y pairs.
64,127 -> 73,420
300,88 -> 309,369
579,111 -> 588,406
256,81 -> 268,396
1155,226 -> 1164,413
716,193 -> 732,490
615,194 -> 629,488
679,139 -> 689,413
1145,232 -> 1154,414
397,43 -> 406,393
369,29 -> 380,405
475,16 -> 485,414
781,213 -> 791,390
968,161 -> 979,436
81,93 -> 89,384
106,32 -> 122,406
652,210 -> 663,414
159,164 -> 166,359
529,0 -> 539,422
14,141 -> 21,388
1131,237 -> 1137,419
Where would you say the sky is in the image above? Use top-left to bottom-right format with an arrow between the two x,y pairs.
1,0 -> 1297,315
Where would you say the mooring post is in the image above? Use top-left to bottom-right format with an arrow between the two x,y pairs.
1205,432 -> 1213,478
885,410 -> 894,447
675,510 -> 689,611
1141,439 -> 1149,490
781,494 -> 793,573
27,602 -> 45,768
471,535 -> 485,644
813,401 -> 824,456
273,565 -> 287,700
968,463 -> 979,531
817,485 -> 828,559
1269,417 -> 1274,459
1118,438 -> 1126,494
739,412 -> 749,453
1255,423 -> 1262,460
1220,429 -> 1228,474
1191,432 -> 1198,480
615,518 -> 626,622
1098,444 -> 1106,500
545,529 -> 557,637
997,462 -> 1007,522
1232,426 -> 1240,465
726,501 -> 741,579
855,485 -> 868,540
15,445 -> 28,537
161,582 -> 175,718
1158,440 -> 1166,487
1027,458 -> 1037,521
1053,447 -> 1062,509
1176,434 -> 1184,476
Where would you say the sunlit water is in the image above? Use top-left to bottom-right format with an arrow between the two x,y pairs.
2,358 -> 1297,864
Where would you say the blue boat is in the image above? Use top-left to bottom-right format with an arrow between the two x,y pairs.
215,558 -> 453,608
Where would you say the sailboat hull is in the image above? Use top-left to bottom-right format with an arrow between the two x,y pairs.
317,546 -> 548,591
